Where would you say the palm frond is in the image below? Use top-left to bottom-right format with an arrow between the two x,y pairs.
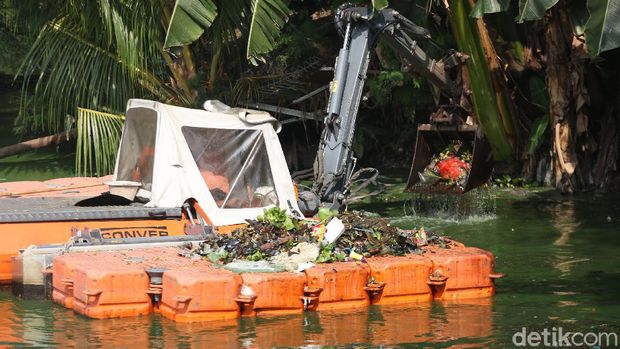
18,22 -> 145,132
17,0 -> 172,134
76,107 -> 125,176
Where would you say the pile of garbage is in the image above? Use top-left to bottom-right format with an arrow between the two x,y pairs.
418,141 -> 472,189
317,212 -> 448,262
182,207 -> 451,272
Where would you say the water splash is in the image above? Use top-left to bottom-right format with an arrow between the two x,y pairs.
399,187 -> 497,223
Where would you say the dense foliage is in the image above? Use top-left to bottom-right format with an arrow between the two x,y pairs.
0,0 -> 618,190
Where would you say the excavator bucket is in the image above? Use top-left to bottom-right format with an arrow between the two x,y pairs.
405,124 -> 493,194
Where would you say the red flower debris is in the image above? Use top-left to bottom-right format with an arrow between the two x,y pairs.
436,156 -> 471,181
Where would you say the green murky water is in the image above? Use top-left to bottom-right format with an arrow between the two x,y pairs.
1,185 -> 619,348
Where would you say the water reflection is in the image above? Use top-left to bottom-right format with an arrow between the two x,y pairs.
547,201 -> 589,276
0,300 -> 21,346
0,294 -> 495,348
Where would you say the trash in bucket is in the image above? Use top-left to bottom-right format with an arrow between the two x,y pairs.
406,124 -> 493,194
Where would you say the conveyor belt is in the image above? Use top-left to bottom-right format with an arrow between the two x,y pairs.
0,197 -> 181,223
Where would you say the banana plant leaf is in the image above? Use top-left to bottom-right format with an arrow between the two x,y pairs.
246,0 -> 290,65
516,0 -> 559,22
467,0 -> 620,56
528,115 -> 549,154
470,0 -> 511,18
585,0 -> 620,56
448,0 -> 516,161
164,0 -> 291,65
164,0 -> 217,48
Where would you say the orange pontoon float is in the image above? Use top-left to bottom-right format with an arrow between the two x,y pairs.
47,244 -> 503,322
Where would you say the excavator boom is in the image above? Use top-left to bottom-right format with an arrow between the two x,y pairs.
307,4 -> 484,212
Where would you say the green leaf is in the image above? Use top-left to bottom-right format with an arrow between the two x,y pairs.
372,0 -> 389,10
316,243 -> 336,263
164,0 -> 218,48
585,0 -> 620,56
516,0 -> 559,23
528,115 -> 548,154
246,0 -> 290,65
318,207 -> 337,222
248,250 -> 266,261
470,0 -> 511,18
283,218 -> 296,231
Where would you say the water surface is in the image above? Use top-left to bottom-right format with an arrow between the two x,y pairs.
1,187 -> 619,348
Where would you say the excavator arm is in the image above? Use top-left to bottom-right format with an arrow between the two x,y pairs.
308,4 -> 470,212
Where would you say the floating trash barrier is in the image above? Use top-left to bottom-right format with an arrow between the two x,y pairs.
46,208 -> 504,322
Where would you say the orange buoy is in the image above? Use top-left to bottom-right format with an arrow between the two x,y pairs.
422,246 -> 502,300
240,272 -> 306,316
303,262 -> 370,311
364,255 -> 433,304
71,256 -> 153,319
160,266 -> 242,322
49,241 -> 503,322
52,248 -> 194,318
52,251 -> 101,309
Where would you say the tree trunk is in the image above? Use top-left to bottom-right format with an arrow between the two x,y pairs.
0,130 -> 74,158
544,4 -> 587,192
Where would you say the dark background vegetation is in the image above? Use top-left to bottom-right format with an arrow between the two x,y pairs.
0,0 -> 618,192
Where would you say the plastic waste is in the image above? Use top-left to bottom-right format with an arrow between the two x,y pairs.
414,228 -> 428,246
347,249 -> 366,262
296,262 -> 315,272
270,242 -> 320,272
323,217 -> 345,245
223,260 -> 285,274
240,284 -> 257,298
311,224 -> 325,243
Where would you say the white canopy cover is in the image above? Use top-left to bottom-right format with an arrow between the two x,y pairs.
111,99 -> 301,226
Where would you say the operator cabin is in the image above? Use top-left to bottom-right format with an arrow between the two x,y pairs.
107,99 -> 302,228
